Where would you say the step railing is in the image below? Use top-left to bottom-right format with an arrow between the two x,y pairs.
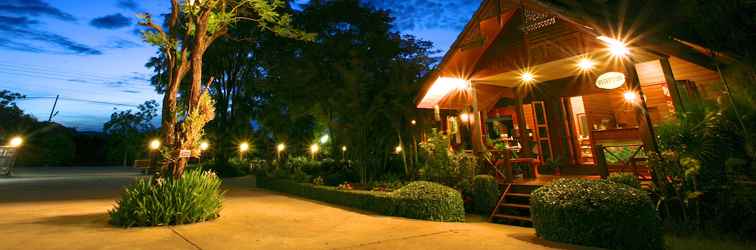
595,144 -> 647,179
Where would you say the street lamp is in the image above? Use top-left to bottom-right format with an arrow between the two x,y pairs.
310,144 -> 319,160
410,119 -> 416,125
341,145 -> 347,160
395,145 -> 402,154
198,141 -> 209,164
319,134 -> 330,144
147,139 -> 160,174
8,136 -> 23,148
149,139 -> 160,150
276,143 -> 285,161
239,142 -> 249,160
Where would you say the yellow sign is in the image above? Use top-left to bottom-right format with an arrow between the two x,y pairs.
595,72 -> 625,90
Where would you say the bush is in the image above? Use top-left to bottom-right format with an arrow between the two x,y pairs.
531,178 -> 662,250
109,170 -> 225,227
472,175 -> 500,215
608,172 -> 642,189
393,181 -> 466,222
258,178 -> 464,222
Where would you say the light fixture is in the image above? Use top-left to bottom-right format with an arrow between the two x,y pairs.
276,143 -> 285,152
319,134 -> 330,144
459,113 -> 469,122
597,36 -> 629,57
410,119 -> 416,125
577,58 -> 595,71
519,71 -> 535,83
310,144 -> 319,154
239,142 -> 250,152
623,91 -> 639,103
149,139 -> 160,150
395,145 -> 402,154
199,141 -> 209,151
341,145 -> 347,152
8,136 -> 23,148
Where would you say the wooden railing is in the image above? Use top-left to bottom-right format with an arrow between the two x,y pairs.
595,144 -> 648,179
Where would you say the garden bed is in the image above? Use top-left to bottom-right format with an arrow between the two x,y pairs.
257,177 -> 465,222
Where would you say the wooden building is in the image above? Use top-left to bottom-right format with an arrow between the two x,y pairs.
416,0 -> 730,178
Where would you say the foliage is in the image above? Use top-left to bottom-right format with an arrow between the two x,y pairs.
200,158 -> 249,177
471,175 -> 500,215
259,178 -> 464,222
418,129 -> 477,190
392,181 -> 466,222
531,178 -> 662,250
109,170 -> 225,227
608,172 -> 642,189
103,100 -> 159,166
539,157 -> 563,174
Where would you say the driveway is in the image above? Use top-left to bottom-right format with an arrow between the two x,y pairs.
0,167 -> 590,250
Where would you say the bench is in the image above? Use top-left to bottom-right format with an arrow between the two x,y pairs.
133,159 -> 151,174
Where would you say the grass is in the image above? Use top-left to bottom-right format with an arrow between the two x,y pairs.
666,234 -> 755,250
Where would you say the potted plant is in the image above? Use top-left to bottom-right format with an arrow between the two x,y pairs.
539,157 -> 562,175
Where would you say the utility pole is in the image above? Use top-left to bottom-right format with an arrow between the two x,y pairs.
47,94 -> 59,122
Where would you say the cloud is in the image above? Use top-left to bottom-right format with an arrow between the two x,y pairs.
90,13 -> 131,29
116,0 -> 141,12
0,0 -> 76,22
363,0 -> 480,30
104,38 -> 143,49
0,15 -> 102,55
122,90 -> 141,94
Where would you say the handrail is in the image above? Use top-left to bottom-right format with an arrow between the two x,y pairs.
596,144 -> 647,179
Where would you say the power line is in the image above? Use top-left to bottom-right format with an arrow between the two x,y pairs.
0,61 -> 146,80
0,69 -> 155,89
19,96 -> 141,107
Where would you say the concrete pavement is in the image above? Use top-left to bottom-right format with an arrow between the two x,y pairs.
0,167 -> 593,250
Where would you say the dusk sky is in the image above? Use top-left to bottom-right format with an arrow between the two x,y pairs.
0,0 -> 479,131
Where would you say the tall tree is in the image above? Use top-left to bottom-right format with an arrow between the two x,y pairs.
139,0 -> 313,178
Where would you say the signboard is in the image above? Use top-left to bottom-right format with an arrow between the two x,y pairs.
595,72 -> 625,90
179,149 -> 192,158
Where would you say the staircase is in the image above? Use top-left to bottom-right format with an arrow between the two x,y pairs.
488,183 -> 541,227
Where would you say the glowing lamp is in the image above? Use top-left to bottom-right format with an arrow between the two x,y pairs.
395,145 -> 402,154
623,91 -> 639,103
459,113 -> 470,122
577,58 -> 595,71
319,134 -> 329,144
149,139 -> 160,150
310,144 -> 319,154
410,119 -> 416,125
8,136 -> 23,148
519,71 -> 535,83
341,146 -> 347,152
239,142 -> 250,152
199,141 -> 209,151
597,36 -> 629,57
276,143 -> 285,152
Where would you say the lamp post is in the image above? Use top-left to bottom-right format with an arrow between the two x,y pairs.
276,143 -> 285,161
198,141 -> 209,164
239,142 -> 249,160
341,145 -> 347,161
148,139 -> 160,174
310,144 -> 319,160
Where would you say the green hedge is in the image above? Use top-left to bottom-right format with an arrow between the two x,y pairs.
608,172 -> 642,189
258,178 -> 464,222
472,175 -> 500,215
531,178 -> 662,250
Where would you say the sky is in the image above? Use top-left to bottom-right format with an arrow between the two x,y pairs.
0,0 -> 480,131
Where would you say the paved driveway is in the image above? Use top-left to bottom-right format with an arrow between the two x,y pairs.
0,167 -> 591,250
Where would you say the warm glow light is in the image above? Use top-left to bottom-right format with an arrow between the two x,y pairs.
598,36 -> 629,57
239,142 -> 250,152
395,145 -> 403,154
276,143 -> 285,152
459,113 -> 469,122
8,136 -> 23,148
623,91 -> 639,103
410,119 -> 416,125
199,141 -> 209,151
341,145 -> 347,152
520,71 -> 535,83
418,77 -> 471,108
149,139 -> 160,150
310,144 -> 319,154
577,58 -> 595,71
319,134 -> 330,144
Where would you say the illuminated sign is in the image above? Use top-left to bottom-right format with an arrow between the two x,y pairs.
595,72 -> 625,90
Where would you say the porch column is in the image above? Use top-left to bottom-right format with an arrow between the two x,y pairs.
470,84 -> 485,153
659,57 -> 686,116
514,97 -> 532,157
625,62 -> 660,154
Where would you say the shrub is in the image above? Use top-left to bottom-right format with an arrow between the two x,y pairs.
531,178 -> 662,250
608,172 -> 642,189
392,181 -> 465,222
472,175 -> 500,215
109,170 -> 225,227
258,178 -> 464,222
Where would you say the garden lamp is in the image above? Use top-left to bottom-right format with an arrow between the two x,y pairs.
8,136 -> 23,148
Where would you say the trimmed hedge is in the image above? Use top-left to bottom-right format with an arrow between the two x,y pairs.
531,178 -> 662,250
472,175 -> 500,215
258,178 -> 464,222
608,172 -> 642,189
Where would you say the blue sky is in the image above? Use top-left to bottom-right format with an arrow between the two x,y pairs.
0,0 -> 479,131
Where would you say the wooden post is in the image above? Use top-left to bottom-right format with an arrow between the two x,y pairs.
595,144 -> 609,179
625,62 -> 660,154
659,57 -> 686,116
503,149 -> 513,182
470,84 -> 485,154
